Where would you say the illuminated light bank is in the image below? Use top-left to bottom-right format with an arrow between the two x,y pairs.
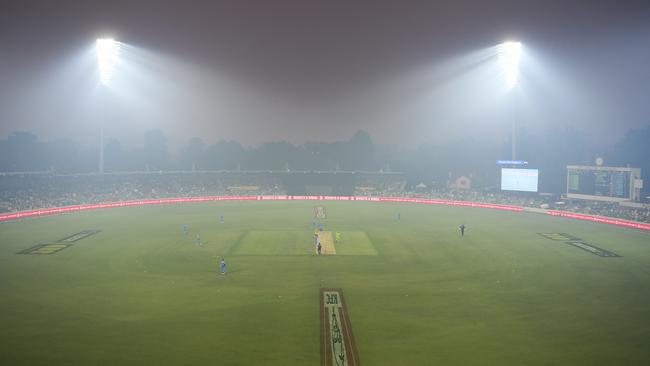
497,41 -> 522,89
96,38 -> 120,86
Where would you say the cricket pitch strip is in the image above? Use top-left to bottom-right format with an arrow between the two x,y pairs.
317,231 -> 336,255
320,288 -> 361,366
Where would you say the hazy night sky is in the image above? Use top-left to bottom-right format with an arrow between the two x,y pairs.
1,0 -> 649,151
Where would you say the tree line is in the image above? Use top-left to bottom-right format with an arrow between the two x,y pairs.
0,126 -> 648,195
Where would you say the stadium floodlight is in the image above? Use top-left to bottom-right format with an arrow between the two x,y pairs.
96,38 -> 120,87
497,41 -> 522,89
497,41 -> 522,161
95,38 -> 120,174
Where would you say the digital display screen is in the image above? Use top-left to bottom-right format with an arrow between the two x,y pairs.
501,168 -> 539,192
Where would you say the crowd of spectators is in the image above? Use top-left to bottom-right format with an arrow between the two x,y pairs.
356,186 -> 650,223
553,200 -> 650,223
353,172 -> 407,196
420,188 -> 552,208
1,172 -> 649,223
0,172 -> 285,212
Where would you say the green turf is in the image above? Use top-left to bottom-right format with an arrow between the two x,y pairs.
335,231 -> 377,256
0,201 -> 649,365
230,230 -> 313,256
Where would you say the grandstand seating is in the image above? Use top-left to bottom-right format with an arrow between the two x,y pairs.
1,171 -> 648,223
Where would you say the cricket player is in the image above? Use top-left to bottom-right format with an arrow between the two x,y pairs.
459,224 -> 466,237
220,258 -> 226,274
196,234 -> 202,246
183,224 -> 189,236
397,212 -> 401,221
317,242 -> 322,255
319,223 -> 324,232
219,215 -> 224,224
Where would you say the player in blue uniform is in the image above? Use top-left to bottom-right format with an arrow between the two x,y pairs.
220,258 -> 226,274
459,224 -> 466,237
397,212 -> 401,221
183,224 -> 189,236
219,215 -> 224,224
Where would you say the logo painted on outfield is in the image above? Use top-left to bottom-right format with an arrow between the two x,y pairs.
320,288 -> 360,366
565,241 -> 621,257
17,243 -> 73,255
538,233 -> 582,241
538,233 -> 621,257
58,230 -> 100,243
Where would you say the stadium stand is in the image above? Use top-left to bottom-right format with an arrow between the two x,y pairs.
1,171 -> 649,223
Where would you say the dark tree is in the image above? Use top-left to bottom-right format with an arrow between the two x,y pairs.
180,137 -> 205,170
143,129 -> 169,170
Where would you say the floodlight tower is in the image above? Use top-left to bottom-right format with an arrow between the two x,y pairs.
497,41 -> 522,161
95,38 -> 120,173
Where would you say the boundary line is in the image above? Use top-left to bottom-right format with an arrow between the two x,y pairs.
0,196 -> 647,231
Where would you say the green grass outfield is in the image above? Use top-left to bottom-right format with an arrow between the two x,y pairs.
1,201 -> 649,365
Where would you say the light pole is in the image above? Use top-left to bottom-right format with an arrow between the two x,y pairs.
95,38 -> 120,174
497,41 -> 522,161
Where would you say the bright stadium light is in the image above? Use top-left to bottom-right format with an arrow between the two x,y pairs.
95,38 -> 120,174
497,41 -> 522,89
96,38 -> 120,86
497,41 -> 522,161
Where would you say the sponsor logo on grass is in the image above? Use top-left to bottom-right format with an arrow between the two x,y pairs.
566,241 -> 621,257
538,233 -> 581,241
538,233 -> 621,257
17,229 -> 100,255
58,230 -> 100,243
18,243 -> 73,255
320,288 -> 360,366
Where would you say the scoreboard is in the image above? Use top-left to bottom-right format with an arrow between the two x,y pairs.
567,165 -> 642,202
568,169 -> 629,197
